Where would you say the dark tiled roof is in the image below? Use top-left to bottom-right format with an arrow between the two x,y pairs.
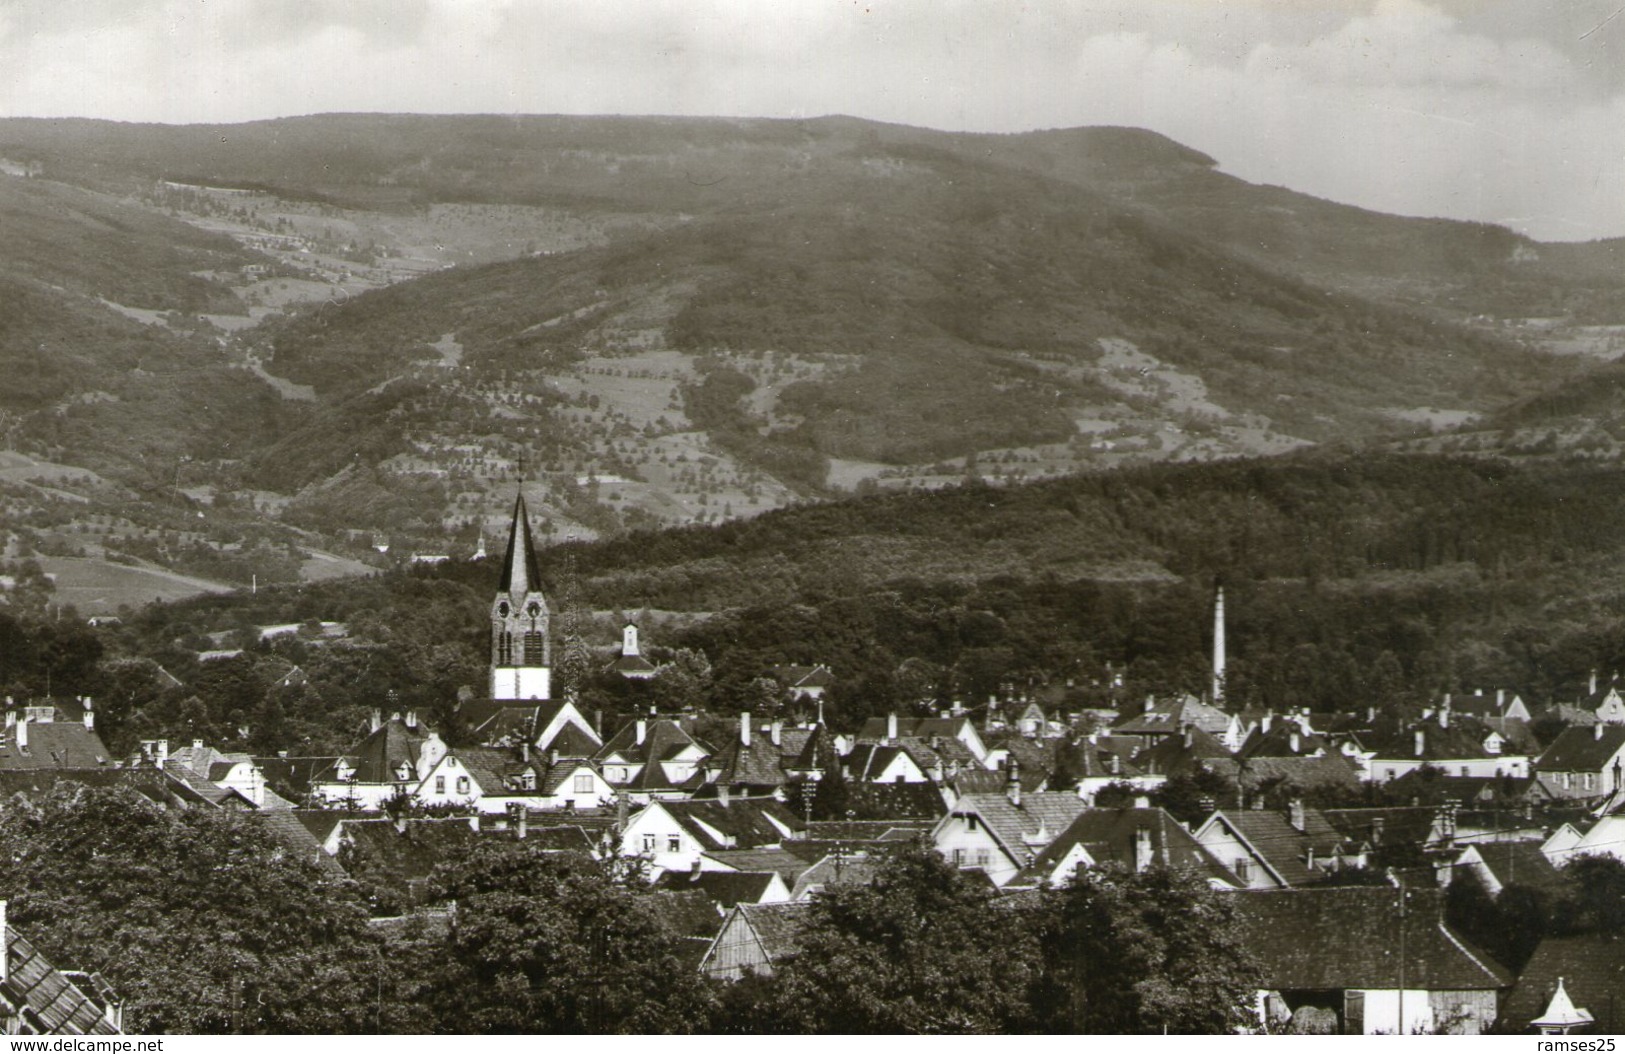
661,798 -> 803,852
1467,842 -> 1564,893
645,889 -> 726,940
652,869 -> 782,907
788,853 -> 884,899
1368,714 -> 1508,761
737,902 -> 810,962
950,792 -> 1089,864
1323,806 -> 1442,849
1500,935 -> 1625,1033
1013,807 -> 1238,887
253,810 -> 345,876
2,927 -> 121,1034
1485,717 -> 1543,755
1231,887 -> 1512,991
1206,753 -> 1360,792
855,716 -> 975,744
1203,808 -> 1349,887
703,847 -> 821,883
0,722 -> 112,771
460,701 -> 537,744
710,736 -> 790,789
345,717 -> 434,785
1540,726 -> 1625,772
597,719 -> 707,767
1112,696 -> 1233,737
252,756 -> 339,801
547,723 -> 603,760
1132,727 -> 1231,777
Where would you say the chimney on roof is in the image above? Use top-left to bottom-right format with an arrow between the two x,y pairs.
1306,845 -> 1316,870
1592,670 -> 1600,696
1597,722 -> 1606,742
1182,723 -> 1193,748
1414,729 -> 1425,757
740,711 -> 751,748
1497,688 -> 1505,709
82,700 -> 93,731
404,710 -> 418,730
0,899 -> 6,985
1439,704 -> 1449,730
636,719 -> 647,746
1144,695 -> 1154,714
1134,826 -> 1153,873
1368,705 -> 1376,723
691,856 -> 702,878
516,808 -> 528,841
521,741 -> 530,763
1289,730 -> 1301,754
771,720 -> 782,748
13,717 -> 24,751
1262,710 -> 1273,734
615,792 -> 629,833
886,712 -> 898,744
1289,798 -> 1306,833
718,783 -> 731,806
1006,758 -> 1022,808
370,709 -> 381,733
1110,752 -> 1121,776
550,748 -> 559,768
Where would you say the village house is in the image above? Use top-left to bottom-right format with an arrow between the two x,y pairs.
1535,724 -> 1625,800
700,902 -> 809,981
1233,886 -> 1511,1034
770,664 -> 834,704
1113,694 -> 1243,752
1008,805 -> 1240,889
310,711 -> 448,809
1194,800 -> 1366,889
1364,710 -> 1529,783
931,779 -> 1089,886
0,700 -> 112,773
596,717 -> 712,801
619,797 -> 805,878
610,623 -> 659,680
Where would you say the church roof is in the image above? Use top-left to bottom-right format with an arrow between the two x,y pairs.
499,494 -> 544,598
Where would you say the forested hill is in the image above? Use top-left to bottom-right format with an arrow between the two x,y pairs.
87,451 -> 1625,749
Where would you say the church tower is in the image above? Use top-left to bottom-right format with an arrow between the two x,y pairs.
490,494 -> 551,701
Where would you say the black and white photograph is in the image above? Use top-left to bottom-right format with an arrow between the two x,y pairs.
0,0 -> 1622,1037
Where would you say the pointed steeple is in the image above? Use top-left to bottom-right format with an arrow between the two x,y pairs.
490,492 -> 551,702
500,494 -> 544,598
1532,977 -> 1594,1034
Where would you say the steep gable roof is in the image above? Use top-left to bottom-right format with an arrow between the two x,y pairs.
1206,753 -> 1361,793
1539,725 -> 1625,772
946,792 -> 1089,866
0,722 -> 112,771
342,716 -> 434,785
1200,807 -> 1350,887
2,924 -> 121,1034
1500,934 -> 1625,1033
1132,726 -> 1231,777
1232,887 -> 1512,991
1112,695 -> 1233,738
651,869 -> 784,908
659,798 -> 803,852
1014,806 -> 1238,887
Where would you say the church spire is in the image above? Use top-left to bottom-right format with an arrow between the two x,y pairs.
490,492 -> 551,701
500,494 -> 544,598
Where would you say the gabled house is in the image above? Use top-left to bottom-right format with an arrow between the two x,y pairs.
1010,806 -> 1240,889
701,902 -> 810,981
1544,815 -> 1625,867
461,745 -> 615,814
771,664 -> 833,703
1537,724 -> 1625,800
1234,887 -> 1512,1035
158,740 -> 293,810
854,714 -> 990,767
1113,694 -> 1241,751
0,901 -> 122,1035
931,787 -> 1089,887
596,717 -> 711,802
311,711 -> 446,809
620,797 -> 805,877
840,742 -> 930,784
1364,711 -> 1529,783
707,713 -> 793,795
0,704 -> 113,773
1130,724 -> 1232,780
1441,842 -> 1563,897
1194,801 -> 1366,889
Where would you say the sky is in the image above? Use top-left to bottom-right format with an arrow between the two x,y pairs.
1,0 -> 1621,241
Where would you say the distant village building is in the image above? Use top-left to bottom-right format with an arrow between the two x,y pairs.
611,623 -> 658,680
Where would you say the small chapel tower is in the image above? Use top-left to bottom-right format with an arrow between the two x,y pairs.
490,494 -> 551,701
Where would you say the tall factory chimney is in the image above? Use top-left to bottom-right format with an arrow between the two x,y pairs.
1212,583 -> 1227,704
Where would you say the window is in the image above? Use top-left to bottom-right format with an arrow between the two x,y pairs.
573,774 -> 594,794
435,776 -> 445,793
952,848 -> 966,866
1459,766 -> 1469,777
642,834 -> 656,853
1385,768 -> 1396,781
1235,858 -> 1251,883
523,630 -> 545,663
975,849 -> 990,868
456,776 -> 470,795
668,835 -> 681,853
496,631 -> 514,665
